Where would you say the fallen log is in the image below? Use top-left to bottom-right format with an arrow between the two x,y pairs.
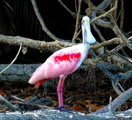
0,63 -> 131,91
0,64 -> 96,90
0,64 -> 38,82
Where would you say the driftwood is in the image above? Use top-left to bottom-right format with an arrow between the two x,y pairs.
0,64 -> 96,90
0,108 -> 131,120
0,34 -> 124,53
0,60 -> 131,95
0,64 -> 38,82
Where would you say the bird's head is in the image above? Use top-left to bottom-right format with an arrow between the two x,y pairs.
82,16 -> 96,44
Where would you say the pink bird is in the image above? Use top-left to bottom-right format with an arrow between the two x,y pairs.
28,16 -> 96,108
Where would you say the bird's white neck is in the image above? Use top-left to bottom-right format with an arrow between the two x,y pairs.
83,42 -> 90,51
82,25 -> 91,53
82,42 -> 90,59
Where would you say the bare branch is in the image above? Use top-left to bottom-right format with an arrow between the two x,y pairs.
96,87 -> 132,113
119,0 -> 124,30
58,0 -> 76,17
90,0 -> 117,24
92,37 -> 123,50
92,23 -> 106,42
115,52 -> 132,64
88,0 -> 117,28
30,0 -> 67,42
97,0 -> 110,10
0,95 -> 18,111
0,43 -> 22,74
72,0 -> 82,43
110,16 -> 132,50
0,34 -> 71,52
0,34 -> 125,53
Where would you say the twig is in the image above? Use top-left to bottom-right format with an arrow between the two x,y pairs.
89,0 -> 117,30
119,0 -> 124,30
11,95 -> 25,102
95,87 -> 132,113
72,29 -> 81,42
111,0 -> 118,20
127,31 -> 132,36
11,100 -> 51,109
58,0 -> 75,17
84,0 -> 93,9
97,0 -> 110,10
115,52 -> 132,64
92,37 -> 123,50
90,0 -> 118,24
30,0 -> 64,42
0,43 -> 22,74
90,0 -> 131,52
75,0 -> 77,13
0,95 -> 18,111
72,0 -> 82,43
118,83 -> 125,92
97,63 -> 132,95
108,96 -> 112,113
86,0 -> 110,18
112,80 -> 122,95
110,15 -> 132,50
92,23 -> 106,42
105,41 -> 132,64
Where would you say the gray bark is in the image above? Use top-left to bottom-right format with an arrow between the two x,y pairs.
0,108 -> 132,120
0,64 -> 96,90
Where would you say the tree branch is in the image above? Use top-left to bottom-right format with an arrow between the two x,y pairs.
92,23 -> 106,42
0,34 -> 68,52
30,0 -> 69,42
58,0 -> 76,17
95,87 -> 132,113
92,37 -> 123,50
72,0 -> 82,43
110,15 -> 132,50
0,43 -> 22,74
0,34 -> 125,53
0,95 -> 18,111
90,0 -> 118,24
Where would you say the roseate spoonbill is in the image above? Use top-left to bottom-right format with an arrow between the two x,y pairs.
28,16 -> 96,108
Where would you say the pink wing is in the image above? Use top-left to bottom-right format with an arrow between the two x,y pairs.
28,45 -> 81,86
46,47 -> 81,78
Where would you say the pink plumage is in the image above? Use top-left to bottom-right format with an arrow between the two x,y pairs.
28,16 -> 96,108
28,45 -> 82,88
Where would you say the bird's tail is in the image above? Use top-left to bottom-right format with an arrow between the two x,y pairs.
28,64 -> 45,85
34,79 -> 47,88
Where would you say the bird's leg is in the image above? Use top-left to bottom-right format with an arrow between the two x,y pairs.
57,77 -> 65,108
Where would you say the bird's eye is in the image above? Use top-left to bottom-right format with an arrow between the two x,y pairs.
82,19 -> 85,24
